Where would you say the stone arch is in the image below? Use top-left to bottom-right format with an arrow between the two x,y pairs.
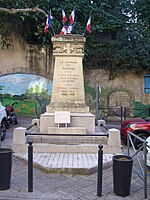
0,73 -> 52,97
107,89 -> 134,108
0,68 -> 52,80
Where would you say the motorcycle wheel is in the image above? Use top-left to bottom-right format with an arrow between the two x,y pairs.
15,118 -> 18,125
1,121 -> 7,141
11,114 -> 18,125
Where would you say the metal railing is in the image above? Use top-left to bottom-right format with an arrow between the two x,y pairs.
97,106 -> 150,123
25,132 -> 109,137
124,107 -> 150,120
25,123 -> 109,137
98,106 -> 124,123
127,131 -> 150,199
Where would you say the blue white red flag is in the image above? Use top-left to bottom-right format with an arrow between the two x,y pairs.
44,14 -> 52,33
86,16 -> 91,33
60,25 -> 73,34
69,7 -> 75,25
62,9 -> 67,23
60,26 -> 66,34
65,25 -> 73,33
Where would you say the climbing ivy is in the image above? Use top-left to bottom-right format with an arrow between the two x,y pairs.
0,0 -> 150,78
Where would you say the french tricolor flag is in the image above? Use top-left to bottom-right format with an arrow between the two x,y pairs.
60,25 -> 73,35
69,7 -> 75,25
62,9 -> 67,23
60,26 -> 66,35
86,16 -> 91,33
44,15 -> 52,33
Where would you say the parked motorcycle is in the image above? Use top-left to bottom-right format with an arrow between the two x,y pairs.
0,103 -> 7,141
5,102 -> 18,128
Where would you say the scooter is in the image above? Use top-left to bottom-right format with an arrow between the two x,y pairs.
5,102 -> 18,127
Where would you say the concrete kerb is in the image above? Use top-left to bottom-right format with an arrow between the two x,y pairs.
14,152 -> 114,175
30,159 -> 113,175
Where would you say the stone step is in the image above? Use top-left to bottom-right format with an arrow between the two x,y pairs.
27,134 -> 108,145
12,127 -> 122,155
12,143 -> 122,154
48,127 -> 87,134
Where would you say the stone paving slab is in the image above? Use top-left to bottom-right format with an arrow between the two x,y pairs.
1,117 -> 149,199
0,156 -> 149,200
14,152 -> 114,174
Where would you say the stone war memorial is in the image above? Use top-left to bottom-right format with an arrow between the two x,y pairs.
12,34 -> 121,155
40,34 -> 95,134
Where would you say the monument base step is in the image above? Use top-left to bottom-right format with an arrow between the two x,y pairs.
40,112 -> 95,134
47,102 -> 89,113
27,134 -> 107,145
48,127 -> 87,134
12,143 -> 122,154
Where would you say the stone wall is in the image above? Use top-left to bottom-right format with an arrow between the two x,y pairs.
0,34 -> 53,79
84,69 -> 150,108
0,34 -> 26,72
0,34 -> 149,109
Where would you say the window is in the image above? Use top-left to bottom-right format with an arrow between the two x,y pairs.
144,74 -> 150,93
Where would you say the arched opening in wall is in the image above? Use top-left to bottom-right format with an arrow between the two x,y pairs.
105,90 -> 134,117
107,90 -> 133,108
0,73 -> 52,118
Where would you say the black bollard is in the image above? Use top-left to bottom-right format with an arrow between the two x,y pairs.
0,127 -> 1,148
97,144 -> 103,197
28,141 -> 33,192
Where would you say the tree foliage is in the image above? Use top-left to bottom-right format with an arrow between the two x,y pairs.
25,85 -> 50,114
0,0 -> 150,78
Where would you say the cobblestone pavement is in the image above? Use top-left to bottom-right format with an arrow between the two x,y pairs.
0,155 -> 149,200
0,116 -> 150,200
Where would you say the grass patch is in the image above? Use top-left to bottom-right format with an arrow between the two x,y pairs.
1,97 -> 38,116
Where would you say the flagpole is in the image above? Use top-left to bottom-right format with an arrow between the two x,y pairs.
83,27 -> 87,36
83,14 -> 91,36
49,9 -> 55,35
51,25 -> 55,36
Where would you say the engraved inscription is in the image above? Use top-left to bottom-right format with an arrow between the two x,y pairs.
56,60 -> 80,98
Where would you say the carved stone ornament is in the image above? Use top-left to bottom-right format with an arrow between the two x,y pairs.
53,43 -> 84,54
69,44 -> 84,54
53,44 -> 68,54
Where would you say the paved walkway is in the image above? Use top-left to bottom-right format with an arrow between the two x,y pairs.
14,152 -> 114,174
13,120 -> 115,174
0,116 -> 150,199
0,155 -> 149,200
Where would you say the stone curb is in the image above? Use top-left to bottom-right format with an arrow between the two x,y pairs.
14,153 -> 113,175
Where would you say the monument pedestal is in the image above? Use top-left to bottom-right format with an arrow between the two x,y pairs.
40,34 -> 95,135
40,112 -> 95,134
47,102 -> 89,113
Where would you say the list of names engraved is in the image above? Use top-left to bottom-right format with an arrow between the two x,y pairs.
52,57 -> 84,101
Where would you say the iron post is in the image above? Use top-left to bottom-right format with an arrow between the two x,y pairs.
97,144 -> 103,197
28,140 -> 33,192
0,127 -> 1,148
121,106 -> 123,123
